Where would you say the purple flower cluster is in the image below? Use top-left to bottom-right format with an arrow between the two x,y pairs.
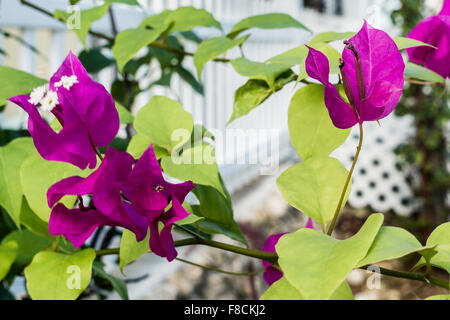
407,0 -> 450,79
10,53 -> 194,261
305,21 -> 405,129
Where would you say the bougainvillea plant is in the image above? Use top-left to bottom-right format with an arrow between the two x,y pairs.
0,1 -> 448,300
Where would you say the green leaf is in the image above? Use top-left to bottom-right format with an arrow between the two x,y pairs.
357,227 -> 431,267
134,96 -> 193,153
261,277 -> 353,300
93,262 -> 129,300
310,31 -> 356,44
230,57 -> 291,89
54,3 -> 110,47
0,241 -> 17,281
277,157 -> 350,229
1,230 -> 52,266
0,66 -> 47,106
190,182 -> 246,245
0,137 -> 37,227
25,249 -> 96,300
228,13 -> 310,39
119,228 -> 150,272
425,294 -> 450,300
194,36 -> 249,80
288,85 -> 350,160
393,37 -> 437,50
174,66 -> 204,95
20,155 -> 93,222
405,62 -> 445,84
127,134 -> 169,159
277,213 -> 383,300
115,102 -> 134,124
140,7 -> 221,33
112,25 -> 169,72
78,48 -> 114,74
415,222 -> 450,273
228,70 -> 296,124
19,197 -> 51,238
161,144 -> 224,196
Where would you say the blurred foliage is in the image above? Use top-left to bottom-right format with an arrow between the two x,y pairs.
390,0 -> 449,235
0,3 -> 205,300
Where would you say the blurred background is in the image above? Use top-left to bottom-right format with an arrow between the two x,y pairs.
0,0 -> 448,300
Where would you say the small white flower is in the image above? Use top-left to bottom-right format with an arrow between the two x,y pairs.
55,75 -> 78,90
40,90 -> 59,112
28,85 -> 48,105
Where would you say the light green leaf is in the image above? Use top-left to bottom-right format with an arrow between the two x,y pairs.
112,25 -> 169,72
425,294 -> 450,300
277,213 -> 383,300
415,222 -> 450,273
25,249 -> 96,300
115,102 -> 134,124
405,62 -> 445,84
267,42 -> 340,74
228,13 -> 310,39
20,155 -> 93,222
393,37 -> 437,50
1,230 -> 52,266
267,45 -> 308,67
228,70 -> 296,124
0,66 -> 47,106
93,262 -> 129,300
19,197 -> 52,238
161,144 -> 224,196
0,138 -> 37,227
127,134 -> 169,159
119,228 -> 150,272
54,3 -> 110,47
194,36 -> 249,80
277,157 -> 350,229
0,241 -> 18,281
288,85 -> 350,160
141,7 -> 221,34
177,203 -> 204,225
230,57 -> 291,89
134,96 -> 193,153
310,31 -> 356,44
260,277 -> 303,300
357,226 -> 431,267
260,277 -> 353,300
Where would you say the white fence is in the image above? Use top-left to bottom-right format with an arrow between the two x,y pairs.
0,0 -> 424,216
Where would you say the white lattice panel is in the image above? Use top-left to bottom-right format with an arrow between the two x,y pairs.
331,114 -> 419,216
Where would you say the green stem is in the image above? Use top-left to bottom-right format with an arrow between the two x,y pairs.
96,237 -> 278,264
327,122 -> 363,236
361,266 -> 449,290
175,257 -> 264,277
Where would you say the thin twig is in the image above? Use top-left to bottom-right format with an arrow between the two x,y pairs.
176,257 -> 264,277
